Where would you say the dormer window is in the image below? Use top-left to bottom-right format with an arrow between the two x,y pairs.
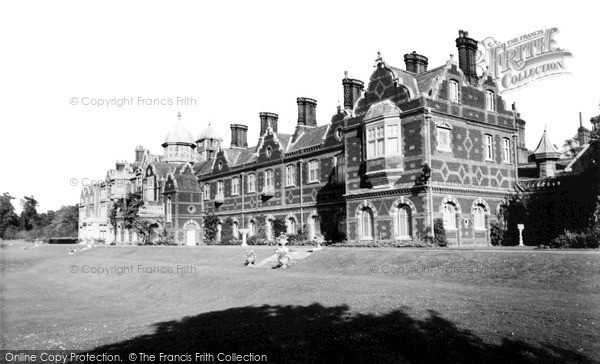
449,80 -> 460,103
485,90 -> 496,111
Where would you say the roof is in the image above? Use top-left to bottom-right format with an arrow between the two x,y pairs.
364,99 -> 402,120
533,129 -> 561,160
163,122 -> 195,146
197,122 -> 222,141
414,66 -> 445,94
288,125 -> 329,152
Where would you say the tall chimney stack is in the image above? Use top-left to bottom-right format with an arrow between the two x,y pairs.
342,72 -> 364,111
259,112 -> 278,135
230,124 -> 248,148
455,30 -> 479,85
297,97 -> 317,127
578,112 -> 591,146
135,146 -> 145,163
404,51 -> 428,74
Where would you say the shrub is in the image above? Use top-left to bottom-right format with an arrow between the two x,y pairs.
549,228 -> 600,249
152,230 -> 176,246
220,218 -> 234,245
330,239 -> 431,248
422,219 -> 447,247
246,235 -> 275,246
203,213 -> 220,244
490,222 -> 504,246
272,218 -> 287,238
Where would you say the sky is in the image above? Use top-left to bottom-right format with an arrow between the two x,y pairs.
1,0 -> 598,213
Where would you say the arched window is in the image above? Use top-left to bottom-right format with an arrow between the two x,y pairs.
249,220 -> 256,236
442,204 -> 456,230
287,217 -> 297,234
361,208 -> 374,239
233,221 -> 239,239
473,205 -> 486,230
166,197 -> 172,223
395,205 -> 411,238
485,90 -> 496,111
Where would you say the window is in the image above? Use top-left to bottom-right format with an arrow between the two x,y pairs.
366,122 -> 400,158
437,127 -> 451,151
333,155 -> 346,184
217,180 -> 224,199
485,90 -> 496,111
395,205 -> 411,238
308,160 -> 319,183
449,80 -> 460,103
264,169 -> 274,187
247,174 -> 256,193
367,125 -> 385,158
266,146 -> 272,157
485,134 -> 493,160
287,217 -> 297,234
442,204 -> 456,230
473,205 -> 486,230
285,165 -> 295,186
231,177 -> 240,195
361,208 -> 374,239
203,183 -> 210,200
249,220 -> 256,236
502,138 -> 511,163
386,124 -> 400,154
166,197 -> 172,223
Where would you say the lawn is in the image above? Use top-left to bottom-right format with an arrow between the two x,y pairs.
1,241 -> 599,363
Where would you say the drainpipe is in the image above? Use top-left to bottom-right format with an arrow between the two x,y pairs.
298,159 -> 304,227
424,108 -> 434,238
241,173 -> 245,227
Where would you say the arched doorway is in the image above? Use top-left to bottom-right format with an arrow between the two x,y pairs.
183,220 -> 200,246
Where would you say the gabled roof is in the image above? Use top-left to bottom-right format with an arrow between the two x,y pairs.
414,66 -> 445,94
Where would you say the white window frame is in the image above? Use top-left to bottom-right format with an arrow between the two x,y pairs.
485,134 -> 494,161
395,205 -> 411,239
485,90 -> 496,111
449,80 -> 460,103
443,204 -> 457,230
366,124 -> 385,158
502,138 -> 511,163
217,180 -> 224,199
473,205 -> 486,230
436,126 -> 452,152
366,121 -> 401,159
203,183 -> 210,200
231,177 -> 240,196
285,165 -> 295,187
247,173 -> 256,193
166,197 -> 172,223
361,208 -> 374,240
308,160 -> 319,183
264,169 -> 274,188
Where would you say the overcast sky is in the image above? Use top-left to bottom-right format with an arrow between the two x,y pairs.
1,0 -> 598,213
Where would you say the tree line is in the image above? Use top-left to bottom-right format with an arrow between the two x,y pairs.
0,193 -> 78,240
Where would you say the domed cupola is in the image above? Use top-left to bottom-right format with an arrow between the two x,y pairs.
162,112 -> 196,163
196,122 -> 222,160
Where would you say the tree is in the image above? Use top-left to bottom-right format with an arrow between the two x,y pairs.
19,195 -> 40,231
117,193 -> 153,244
48,205 -> 78,237
0,193 -> 19,239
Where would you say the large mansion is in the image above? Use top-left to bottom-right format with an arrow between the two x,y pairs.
79,30 -> 599,246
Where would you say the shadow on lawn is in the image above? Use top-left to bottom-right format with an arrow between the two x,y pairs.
89,304 -> 592,363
